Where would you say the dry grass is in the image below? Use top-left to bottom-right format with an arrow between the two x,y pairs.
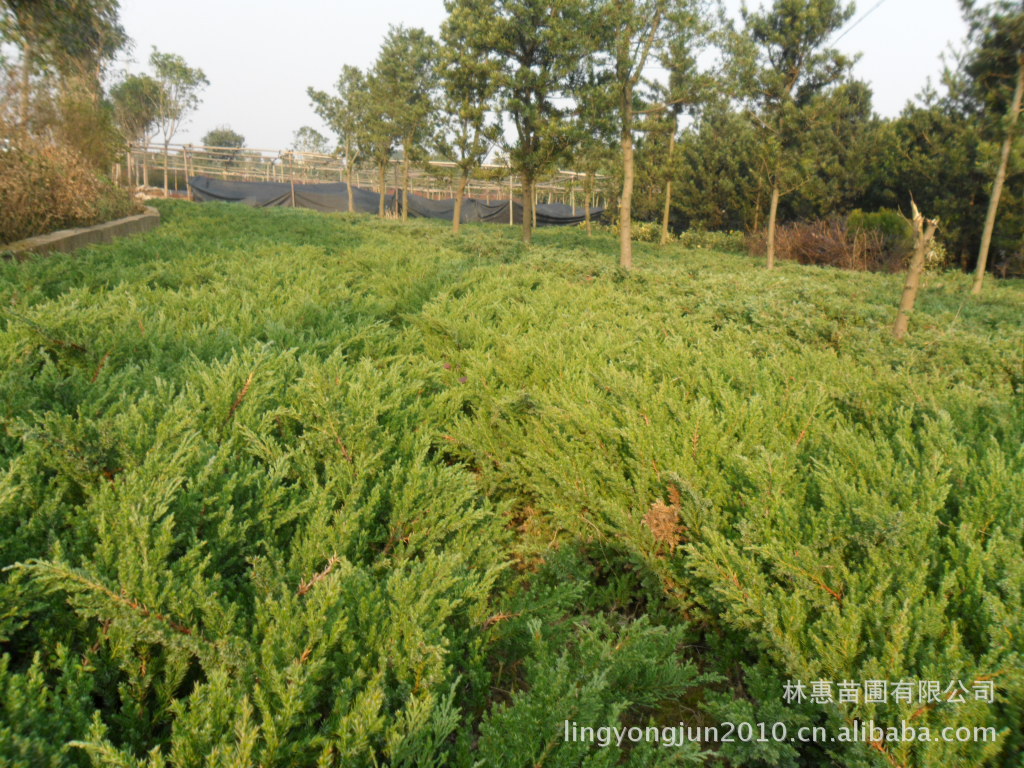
748,218 -> 903,272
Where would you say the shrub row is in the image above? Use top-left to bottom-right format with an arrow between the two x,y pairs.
747,209 -> 952,273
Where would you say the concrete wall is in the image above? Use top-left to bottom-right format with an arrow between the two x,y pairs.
2,206 -> 161,260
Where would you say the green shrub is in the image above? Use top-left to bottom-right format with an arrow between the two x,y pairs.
0,202 -> 1021,767
675,229 -> 746,252
848,208 -> 915,258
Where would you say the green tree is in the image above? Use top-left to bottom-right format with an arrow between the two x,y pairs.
666,98 -> 761,231
962,0 -> 1024,293
866,85 -> 985,268
374,25 -> 439,221
450,0 -> 595,243
201,125 -> 244,149
201,125 -> 245,169
588,0 -> 708,267
291,125 -> 329,156
308,65 -> 366,213
354,70 -> 400,217
733,0 -> 855,268
1,0 -> 126,127
110,73 -> 161,186
436,1 -> 502,234
150,47 -> 208,196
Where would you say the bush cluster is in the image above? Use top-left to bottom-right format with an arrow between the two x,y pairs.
584,222 -> 746,252
748,210 -> 953,273
0,130 -> 139,245
675,229 -> 746,252
0,202 -> 1020,767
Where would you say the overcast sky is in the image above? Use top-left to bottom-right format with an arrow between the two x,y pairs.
115,0 -> 972,150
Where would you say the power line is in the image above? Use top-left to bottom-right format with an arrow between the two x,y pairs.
832,0 -> 893,45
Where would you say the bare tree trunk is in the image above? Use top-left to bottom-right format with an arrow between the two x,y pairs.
660,129 -> 676,245
163,142 -> 170,197
378,163 -> 387,217
346,163 -> 355,212
619,94 -> 635,269
585,171 -> 593,236
766,180 -> 780,269
521,173 -> 534,244
973,57 -> 1024,295
453,173 -> 469,235
402,139 -> 411,222
345,143 -> 355,213
894,202 -> 939,339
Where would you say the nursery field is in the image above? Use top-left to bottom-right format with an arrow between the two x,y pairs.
1,201 -> 1022,768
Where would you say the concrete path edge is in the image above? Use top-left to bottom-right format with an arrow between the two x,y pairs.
2,206 -> 161,260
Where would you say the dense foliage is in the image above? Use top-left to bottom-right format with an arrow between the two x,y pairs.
1,202 -> 1021,766
0,127 -> 139,244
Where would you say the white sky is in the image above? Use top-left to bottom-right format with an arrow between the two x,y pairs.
115,0 -> 972,150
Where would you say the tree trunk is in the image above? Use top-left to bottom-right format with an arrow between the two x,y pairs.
345,142 -> 355,213
585,172 -> 593,236
163,142 -> 170,197
660,128 -> 676,245
972,56 -> 1024,295
453,173 -> 469,235
619,92 -> 635,269
766,180 -> 781,269
20,39 -> 32,127
521,174 -> 534,244
894,205 -> 939,339
378,163 -> 387,217
401,141 -> 411,222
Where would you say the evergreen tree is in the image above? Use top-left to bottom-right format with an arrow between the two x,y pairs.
450,0 -> 596,244
588,0 -> 708,267
356,69 -> 400,217
669,98 -> 762,231
732,0 -> 855,268
373,25 -> 439,222
437,0 -> 502,234
962,0 -> 1024,293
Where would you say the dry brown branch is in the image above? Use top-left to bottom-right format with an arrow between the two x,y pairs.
298,555 -> 341,597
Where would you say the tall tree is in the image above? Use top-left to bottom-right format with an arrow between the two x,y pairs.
110,73 -> 161,186
354,71 -> 399,217
308,65 -> 366,213
1,0 -> 127,128
450,0 -> 595,244
733,0 -> 855,268
150,48 -> 208,196
963,0 -> 1024,294
589,0 -> 707,268
437,0 -> 502,234
374,25 -> 439,222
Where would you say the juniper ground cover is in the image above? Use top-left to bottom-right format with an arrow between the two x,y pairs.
1,201 -> 1022,767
